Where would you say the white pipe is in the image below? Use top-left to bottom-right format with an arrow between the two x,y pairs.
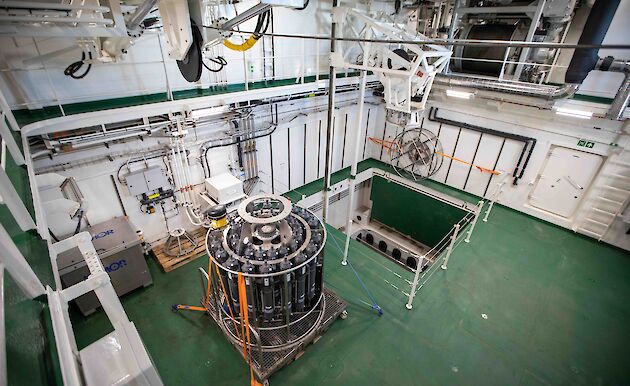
170,146 -> 186,204
181,141 -> 199,208
341,71 -> 367,266
175,142 -> 191,206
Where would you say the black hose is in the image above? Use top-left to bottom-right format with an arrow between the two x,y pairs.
64,51 -> 93,79
202,56 -> 227,72
295,0 -> 309,11
73,210 -> 83,235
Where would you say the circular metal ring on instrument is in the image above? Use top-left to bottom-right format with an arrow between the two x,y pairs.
237,194 -> 293,224
220,214 -> 317,267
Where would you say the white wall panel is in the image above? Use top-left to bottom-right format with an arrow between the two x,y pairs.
432,124 -> 458,183
444,129 -> 481,189
288,123 -> 306,189
270,126 -> 290,193
465,135 -> 505,197
331,112 -> 345,172
304,117 -> 321,183
317,117 -> 327,179
256,136 -> 273,194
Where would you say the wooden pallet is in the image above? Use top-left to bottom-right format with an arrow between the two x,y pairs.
153,227 -> 208,272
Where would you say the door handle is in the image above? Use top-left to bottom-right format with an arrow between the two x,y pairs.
565,175 -> 583,190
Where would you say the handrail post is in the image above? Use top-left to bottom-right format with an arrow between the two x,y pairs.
405,253 -> 426,310
465,200 -> 484,243
441,223 -> 460,270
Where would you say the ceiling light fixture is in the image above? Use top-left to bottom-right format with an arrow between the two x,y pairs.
446,89 -> 473,99
554,107 -> 593,119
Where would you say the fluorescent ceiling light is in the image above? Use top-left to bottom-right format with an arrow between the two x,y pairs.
554,107 -> 592,119
190,106 -> 230,119
446,89 -> 473,99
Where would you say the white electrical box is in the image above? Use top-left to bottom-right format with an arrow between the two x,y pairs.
204,173 -> 245,205
126,167 -> 169,196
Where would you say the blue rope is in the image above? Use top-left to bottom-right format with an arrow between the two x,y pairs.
328,232 -> 383,316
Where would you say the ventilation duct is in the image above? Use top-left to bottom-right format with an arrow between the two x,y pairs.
565,0 -> 621,84
433,73 -> 577,100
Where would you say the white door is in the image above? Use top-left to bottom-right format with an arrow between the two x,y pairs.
529,146 -> 603,218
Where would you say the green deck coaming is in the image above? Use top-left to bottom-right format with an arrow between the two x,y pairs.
3,139 -> 630,384
370,175 -> 468,247
10,72 -> 361,126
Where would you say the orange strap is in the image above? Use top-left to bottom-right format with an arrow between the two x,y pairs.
369,137 -> 399,155
435,152 -> 501,175
369,136 -> 500,175
237,273 -> 262,386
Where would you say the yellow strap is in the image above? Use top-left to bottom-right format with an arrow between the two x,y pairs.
224,35 -> 260,52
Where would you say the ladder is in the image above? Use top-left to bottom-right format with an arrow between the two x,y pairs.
261,10 -> 275,83
573,145 -> 630,241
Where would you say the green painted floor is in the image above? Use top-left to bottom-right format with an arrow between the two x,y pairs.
4,154 -> 630,385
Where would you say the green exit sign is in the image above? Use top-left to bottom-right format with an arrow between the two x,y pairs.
577,139 -> 595,149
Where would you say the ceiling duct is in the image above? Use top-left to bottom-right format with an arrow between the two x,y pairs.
433,73 -> 577,100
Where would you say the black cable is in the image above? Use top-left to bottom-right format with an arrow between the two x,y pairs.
48,229 -> 60,242
202,56 -> 227,72
64,51 -> 93,79
295,0 -> 310,11
73,210 -> 83,235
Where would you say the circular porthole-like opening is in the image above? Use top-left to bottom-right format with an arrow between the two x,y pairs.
378,240 -> 387,252
406,257 -> 417,269
392,248 -> 401,260
356,215 -> 362,221
365,233 -> 374,245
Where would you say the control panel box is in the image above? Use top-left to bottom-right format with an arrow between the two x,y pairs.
126,166 -> 169,196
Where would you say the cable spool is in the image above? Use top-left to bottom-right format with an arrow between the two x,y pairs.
452,23 -> 525,77
389,128 -> 444,181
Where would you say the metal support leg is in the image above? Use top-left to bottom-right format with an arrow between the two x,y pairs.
513,0 -> 546,80
405,253 -> 425,310
441,223 -> 460,270
322,0 -> 339,222
465,200 -> 484,243
341,70 -> 367,266
0,224 -> 45,299
0,167 -> 36,231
